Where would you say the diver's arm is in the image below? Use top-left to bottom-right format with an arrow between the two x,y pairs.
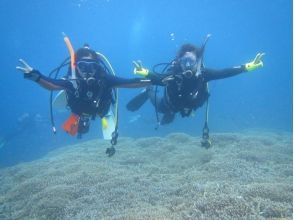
132,61 -> 170,86
106,75 -> 152,88
203,66 -> 246,82
37,72 -> 72,90
134,69 -> 171,86
203,53 -> 265,82
16,59 -> 71,90
25,69 -> 70,90
146,72 -> 170,86
110,72 -> 169,87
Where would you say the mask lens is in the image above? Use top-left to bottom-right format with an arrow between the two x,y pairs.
180,57 -> 197,70
77,62 -> 88,72
77,60 -> 99,77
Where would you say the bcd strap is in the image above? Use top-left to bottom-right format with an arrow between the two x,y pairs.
201,97 -> 211,149
111,130 -> 118,146
106,96 -> 119,157
105,130 -> 118,157
202,122 -> 209,140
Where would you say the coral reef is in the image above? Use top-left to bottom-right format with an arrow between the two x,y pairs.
0,131 -> 292,219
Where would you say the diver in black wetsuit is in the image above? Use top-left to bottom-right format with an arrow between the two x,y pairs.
127,39 -> 265,147
16,45 -> 151,156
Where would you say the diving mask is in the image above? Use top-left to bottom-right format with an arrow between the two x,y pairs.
76,59 -> 100,79
179,52 -> 197,72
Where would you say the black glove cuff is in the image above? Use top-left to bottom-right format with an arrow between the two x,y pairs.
24,69 -> 42,82
241,64 -> 247,72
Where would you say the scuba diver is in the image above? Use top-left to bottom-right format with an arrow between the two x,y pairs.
16,38 -> 151,156
127,35 -> 265,148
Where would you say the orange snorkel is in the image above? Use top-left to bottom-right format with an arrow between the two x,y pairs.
63,33 -> 77,88
61,34 -> 80,135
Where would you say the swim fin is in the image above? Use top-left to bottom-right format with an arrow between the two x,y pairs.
126,89 -> 149,111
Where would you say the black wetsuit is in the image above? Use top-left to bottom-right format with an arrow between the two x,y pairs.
36,69 -> 149,118
147,65 -> 247,124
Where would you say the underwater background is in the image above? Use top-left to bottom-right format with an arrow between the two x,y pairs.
0,0 -> 292,219
0,0 -> 292,166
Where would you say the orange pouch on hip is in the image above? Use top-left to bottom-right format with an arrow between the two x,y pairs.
63,113 -> 80,136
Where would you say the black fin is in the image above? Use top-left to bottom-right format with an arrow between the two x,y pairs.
126,89 -> 149,111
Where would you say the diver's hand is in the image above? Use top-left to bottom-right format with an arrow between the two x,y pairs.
245,53 -> 265,71
16,59 -> 41,82
132,60 -> 149,77
16,59 -> 33,73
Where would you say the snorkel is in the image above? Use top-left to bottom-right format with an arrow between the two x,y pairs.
63,33 -> 78,88
195,34 -> 211,77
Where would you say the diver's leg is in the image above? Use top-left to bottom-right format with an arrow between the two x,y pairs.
147,87 -> 175,124
126,88 -> 150,111
147,86 -> 164,113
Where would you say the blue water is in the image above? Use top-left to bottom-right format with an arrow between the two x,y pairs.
0,0 -> 292,167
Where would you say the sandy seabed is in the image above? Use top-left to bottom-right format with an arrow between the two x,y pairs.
0,131 -> 292,220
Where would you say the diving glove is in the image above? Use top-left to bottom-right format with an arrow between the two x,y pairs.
132,60 -> 165,85
245,53 -> 265,71
133,60 -> 149,77
16,59 -> 41,82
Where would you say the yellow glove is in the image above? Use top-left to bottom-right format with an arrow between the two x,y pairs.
245,53 -> 265,71
132,60 -> 149,77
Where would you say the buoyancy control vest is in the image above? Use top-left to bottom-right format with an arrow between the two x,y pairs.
164,71 -> 209,117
